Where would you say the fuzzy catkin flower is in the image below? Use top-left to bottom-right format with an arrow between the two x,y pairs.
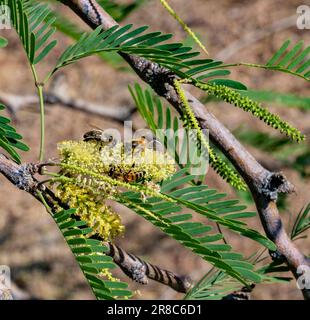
56,183 -> 124,240
55,139 -> 176,240
99,142 -> 176,183
58,140 -> 176,184
174,79 -> 247,191
196,82 -> 305,142
58,140 -> 105,172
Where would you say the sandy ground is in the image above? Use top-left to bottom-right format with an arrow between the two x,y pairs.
0,0 -> 309,300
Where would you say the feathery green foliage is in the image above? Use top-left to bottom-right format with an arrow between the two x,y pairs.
50,21 -> 244,88
159,170 -> 275,249
291,203 -> 310,241
208,40 -> 310,82
120,194 -> 266,286
266,40 -> 310,81
0,36 -> 8,48
43,0 -> 144,69
184,257 -> 290,300
54,208 -> 132,300
117,168 -> 277,287
0,104 -> 29,163
184,268 -> 244,300
51,24 -> 198,75
51,12 -> 126,69
2,0 -> 57,65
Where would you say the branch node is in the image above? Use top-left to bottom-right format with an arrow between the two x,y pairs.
261,172 -> 295,201
223,284 -> 255,300
269,249 -> 286,263
119,263 -> 149,285
15,164 -> 38,192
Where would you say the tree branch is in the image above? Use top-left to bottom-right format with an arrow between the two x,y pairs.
58,0 -> 310,299
0,74 -> 135,123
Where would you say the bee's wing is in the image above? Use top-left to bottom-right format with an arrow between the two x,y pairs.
88,123 -> 103,130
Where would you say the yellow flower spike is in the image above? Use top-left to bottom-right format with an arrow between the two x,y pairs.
173,79 -> 247,191
56,183 -> 124,241
55,139 -> 176,241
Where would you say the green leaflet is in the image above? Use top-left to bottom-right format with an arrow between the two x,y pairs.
1,0 -> 57,65
0,36 -> 8,48
291,203 -> 310,240
266,40 -> 310,81
0,104 -> 29,163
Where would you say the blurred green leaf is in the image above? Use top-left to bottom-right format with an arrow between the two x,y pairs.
0,36 -> 8,48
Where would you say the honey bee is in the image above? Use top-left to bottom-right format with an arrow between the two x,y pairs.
84,127 -> 163,151
124,170 -> 146,183
83,129 -> 115,146
123,136 -> 148,154
108,163 -> 146,183
124,135 -> 164,154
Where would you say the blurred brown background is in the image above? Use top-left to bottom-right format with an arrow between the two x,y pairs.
0,0 -> 309,300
